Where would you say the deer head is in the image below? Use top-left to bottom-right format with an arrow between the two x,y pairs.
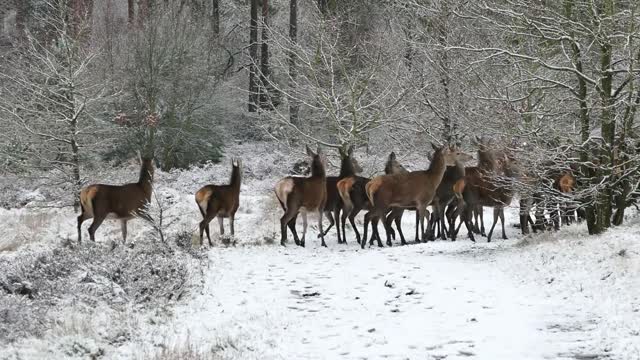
338,145 -> 363,175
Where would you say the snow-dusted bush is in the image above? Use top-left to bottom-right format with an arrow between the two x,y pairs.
0,238 -> 206,345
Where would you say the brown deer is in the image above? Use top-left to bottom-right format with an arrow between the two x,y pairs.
362,144 -> 462,247
195,159 -> 242,246
426,151 -> 475,241
77,156 -> 155,243
457,148 -> 519,242
336,152 -> 412,245
274,145 -> 327,247
319,146 -> 362,244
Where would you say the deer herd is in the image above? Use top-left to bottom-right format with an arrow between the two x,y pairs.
76,137 -> 581,248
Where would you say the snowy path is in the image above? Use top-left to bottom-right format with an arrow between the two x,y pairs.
132,239 -> 578,360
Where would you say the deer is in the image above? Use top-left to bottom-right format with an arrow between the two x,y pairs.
362,144 -> 462,248
553,171 -> 578,227
336,152 -> 414,246
318,146 -> 362,244
77,156 -> 154,243
426,150 -> 475,241
456,147 -> 519,242
274,145 -> 327,247
195,158 -> 242,246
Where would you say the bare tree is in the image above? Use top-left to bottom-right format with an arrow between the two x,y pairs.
261,14 -> 409,149
0,0 -> 109,209
288,0 -> 299,125
248,0 -> 259,112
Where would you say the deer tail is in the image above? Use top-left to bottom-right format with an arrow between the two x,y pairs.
195,187 -> 213,217
365,178 -> 381,207
79,186 -> 98,217
453,179 -> 465,200
337,177 -> 355,210
274,178 -> 294,211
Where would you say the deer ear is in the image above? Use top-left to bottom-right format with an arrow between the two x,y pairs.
306,145 -> 314,156
316,145 -> 322,155
431,143 -> 439,151
237,159 -> 242,168
136,150 -> 142,165
389,152 -> 396,160
347,145 -> 354,157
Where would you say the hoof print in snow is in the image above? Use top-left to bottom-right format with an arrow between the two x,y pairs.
547,277 -> 555,284
390,308 -> 399,313
468,317 -> 477,322
405,289 -> 417,296
302,291 -> 320,297
384,280 -> 395,288
367,328 -> 376,333
458,350 -> 475,357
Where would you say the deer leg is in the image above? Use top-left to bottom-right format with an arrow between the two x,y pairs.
446,203 -> 457,239
320,210 -> 334,237
393,211 -> 406,245
478,206 -> 486,236
371,217 -> 382,247
499,207 -> 507,240
199,208 -> 219,246
280,208 -> 298,246
487,207 -> 500,242
334,207 -> 343,244
120,219 -> 128,244
349,208 -> 361,245
386,208 -> 400,241
77,211 -> 90,244
88,214 -> 107,243
417,206 -> 427,242
218,217 -> 225,237
288,215 -> 299,244
362,212 -> 371,249
300,210 -> 308,247
230,215 -> 235,236
439,202 -> 450,241
318,209 -> 327,247
340,204 -> 351,244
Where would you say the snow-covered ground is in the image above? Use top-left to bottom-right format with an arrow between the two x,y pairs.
1,143 -> 639,359
108,207 -> 637,360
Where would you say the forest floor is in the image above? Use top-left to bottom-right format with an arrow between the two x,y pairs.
113,207 -> 639,360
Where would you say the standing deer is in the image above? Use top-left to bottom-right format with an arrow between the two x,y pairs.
362,144 -> 462,247
274,145 -> 327,247
336,152 -> 412,245
457,148 -> 519,242
319,146 -> 362,244
426,150 -> 475,241
77,156 -> 155,243
195,158 -> 242,246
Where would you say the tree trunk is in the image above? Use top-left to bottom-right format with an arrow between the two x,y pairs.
437,2 -> 454,145
248,0 -> 259,112
211,0 -> 219,35
259,0 -> 272,110
128,0 -> 135,26
70,0 -> 93,39
289,0 -> 299,124
318,0 -> 327,14
138,0 -> 150,27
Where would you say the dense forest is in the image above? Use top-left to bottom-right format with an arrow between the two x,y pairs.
1,0 -> 639,237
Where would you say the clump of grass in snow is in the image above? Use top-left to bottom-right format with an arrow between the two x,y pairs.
0,237 -> 207,345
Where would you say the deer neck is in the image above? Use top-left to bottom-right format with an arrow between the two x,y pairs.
338,158 -> 354,178
311,158 -> 326,179
230,167 -> 242,191
138,164 -> 154,197
477,149 -> 496,171
426,151 -> 447,184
